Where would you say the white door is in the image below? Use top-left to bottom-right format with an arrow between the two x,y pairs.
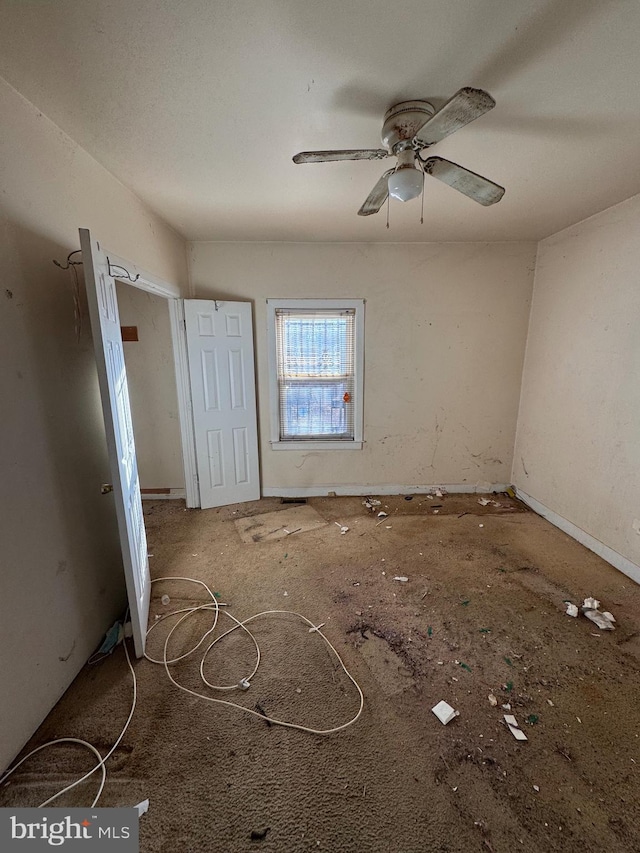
80,229 -> 150,657
184,300 -> 260,508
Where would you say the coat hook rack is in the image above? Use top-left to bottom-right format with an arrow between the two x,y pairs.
53,250 -> 83,270
106,257 -> 140,283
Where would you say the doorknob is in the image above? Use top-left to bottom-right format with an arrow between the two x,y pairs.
101,483 -> 114,494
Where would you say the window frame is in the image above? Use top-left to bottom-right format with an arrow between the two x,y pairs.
267,298 -> 365,450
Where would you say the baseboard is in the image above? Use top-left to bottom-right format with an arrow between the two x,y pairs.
516,488 -> 640,586
141,488 -> 186,501
263,483 -> 512,498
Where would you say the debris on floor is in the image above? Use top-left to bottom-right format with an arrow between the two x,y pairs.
134,799 -> 149,817
250,828 -> 270,842
363,498 -> 381,510
504,714 -> 528,741
478,498 -> 502,507
432,700 -> 459,725
334,523 -> 350,534
473,820 -> 495,852
583,609 -> 616,630
488,694 -> 498,706
393,576 -> 409,583
563,596 -> 617,630
88,619 -> 126,662
235,505 -> 327,543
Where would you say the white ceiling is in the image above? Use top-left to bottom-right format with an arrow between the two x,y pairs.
1,0 -> 640,242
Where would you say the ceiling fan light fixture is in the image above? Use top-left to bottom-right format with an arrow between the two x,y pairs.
293,88 -> 503,216
388,165 -> 423,202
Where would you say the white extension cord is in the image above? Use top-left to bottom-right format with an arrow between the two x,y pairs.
146,576 -> 364,735
0,576 -> 363,805
0,631 -> 137,808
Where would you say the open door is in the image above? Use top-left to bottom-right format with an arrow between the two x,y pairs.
80,229 -> 150,657
184,300 -> 260,508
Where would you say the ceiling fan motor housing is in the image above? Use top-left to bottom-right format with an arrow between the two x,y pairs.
381,100 -> 435,153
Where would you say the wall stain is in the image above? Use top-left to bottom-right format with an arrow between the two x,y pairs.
295,453 -> 320,469
429,413 -> 444,469
58,640 -> 76,662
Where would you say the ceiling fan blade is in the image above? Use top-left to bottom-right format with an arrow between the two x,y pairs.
413,87 -> 496,147
422,157 -> 505,206
293,149 -> 388,164
357,169 -> 395,216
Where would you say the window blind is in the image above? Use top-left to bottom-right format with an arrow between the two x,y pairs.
275,308 -> 356,440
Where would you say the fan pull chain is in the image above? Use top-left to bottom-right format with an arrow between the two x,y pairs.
386,193 -> 390,229
420,162 -> 425,225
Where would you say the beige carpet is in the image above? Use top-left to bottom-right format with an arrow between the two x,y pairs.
3,494 -> 640,853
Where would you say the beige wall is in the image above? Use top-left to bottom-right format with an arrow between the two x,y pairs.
0,77 -> 188,769
116,283 -> 185,491
513,194 -> 640,568
190,241 -> 536,493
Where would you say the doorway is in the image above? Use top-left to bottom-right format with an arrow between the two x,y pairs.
116,282 -> 186,500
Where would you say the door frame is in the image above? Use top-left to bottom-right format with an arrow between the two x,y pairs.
104,250 -> 201,508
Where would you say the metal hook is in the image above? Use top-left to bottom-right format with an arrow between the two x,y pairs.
106,257 -> 140,283
53,250 -> 83,270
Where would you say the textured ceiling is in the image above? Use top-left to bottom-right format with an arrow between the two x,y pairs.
1,0 -> 640,242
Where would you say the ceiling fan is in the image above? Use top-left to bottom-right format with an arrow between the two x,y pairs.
293,87 -> 505,216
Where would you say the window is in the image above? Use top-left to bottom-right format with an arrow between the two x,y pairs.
267,299 -> 364,450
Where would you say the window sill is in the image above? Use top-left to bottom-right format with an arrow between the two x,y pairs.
270,440 -> 363,451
